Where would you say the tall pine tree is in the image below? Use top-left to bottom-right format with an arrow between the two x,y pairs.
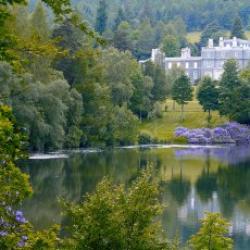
230,17 -> 246,39
95,0 -> 108,35
219,60 -> 240,118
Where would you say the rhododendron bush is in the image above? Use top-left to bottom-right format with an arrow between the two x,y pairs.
175,122 -> 250,144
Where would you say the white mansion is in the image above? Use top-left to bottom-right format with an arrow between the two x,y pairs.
148,37 -> 250,82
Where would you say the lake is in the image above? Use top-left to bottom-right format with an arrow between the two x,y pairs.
21,145 -> 250,249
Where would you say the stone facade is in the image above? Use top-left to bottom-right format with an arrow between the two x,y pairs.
148,37 -> 250,83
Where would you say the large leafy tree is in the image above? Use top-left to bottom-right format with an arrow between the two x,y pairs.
199,22 -> 224,48
0,62 -> 83,151
143,61 -> 170,102
61,169 -> 170,250
161,34 -> 180,57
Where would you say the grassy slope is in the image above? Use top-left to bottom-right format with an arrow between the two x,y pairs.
140,99 -> 228,142
187,31 -> 250,43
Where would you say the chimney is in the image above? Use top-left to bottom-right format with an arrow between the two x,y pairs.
208,38 -> 214,48
232,37 -> 237,47
151,48 -> 165,67
181,48 -> 191,58
219,37 -> 224,48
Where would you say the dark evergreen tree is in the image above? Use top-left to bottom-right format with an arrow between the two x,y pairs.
230,17 -> 246,39
172,74 -> 193,120
197,77 -> 219,124
113,22 -> 132,51
95,0 -> 108,35
113,7 -> 126,31
219,60 -> 240,119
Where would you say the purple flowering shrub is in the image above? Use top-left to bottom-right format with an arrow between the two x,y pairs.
174,122 -> 250,144
0,206 -> 59,249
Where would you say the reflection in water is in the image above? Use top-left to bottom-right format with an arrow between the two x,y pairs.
21,146 -> 250,250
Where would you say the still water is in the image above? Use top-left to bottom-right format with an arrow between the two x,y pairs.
21,145 -> 250,249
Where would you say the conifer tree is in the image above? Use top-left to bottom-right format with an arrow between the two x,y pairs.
197,77 -> 219,124
219,59 -> 240,118
113,7 -> 126,31
230,17 -> 246,39
95,0 -> 108,35
171,74 -> 193,120
189,212 -> 233,250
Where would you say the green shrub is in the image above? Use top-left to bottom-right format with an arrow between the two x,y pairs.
138,132 -> 153,144
172,136 -> 188,144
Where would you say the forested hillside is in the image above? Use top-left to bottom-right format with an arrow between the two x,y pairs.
28,0 -> 250,31
73,0 -> 250,31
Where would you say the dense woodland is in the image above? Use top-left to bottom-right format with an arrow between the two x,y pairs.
0,1 -> 172,151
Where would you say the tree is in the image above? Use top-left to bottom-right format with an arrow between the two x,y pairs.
161,34 -> 180,57
199,22 -> 225,48
110,105 -> 139,146
171,74 -> 193,120
0,62 -> 83,151
230,17 -> 246,39
95,0 -> 108,35
189,212 -> 233,250
218,60 -> 240,119
30,1 -> 50,40
129,73 -> 153,120
61,169 -> 170,250
113,22 -> 132,52
0,105 -> 59,249
113,7 -> 126,31
52,20 -> 84,85
197,77 -> 219,124
143,61 -> 170,102
102,49 -> 137,106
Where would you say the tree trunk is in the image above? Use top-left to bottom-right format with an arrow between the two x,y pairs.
207,109 -> 212,127
173,100 -> 176,111
181,104 -> 184,121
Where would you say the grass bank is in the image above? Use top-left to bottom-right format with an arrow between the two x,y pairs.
139,100 -> 228,143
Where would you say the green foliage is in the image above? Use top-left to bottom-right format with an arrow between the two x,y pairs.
138,131 -> 153,144
144,61 -> 170,102
189,212 -> 233,250
110,105 -> 139,146
161,35 -> 180,57
218,59 -> 250,124
172,74 -> 193,106
197,77 -> 219,123
172,74 -> 193,120
230,17 -> 246,39
199,22 -> 225,48
0,62 -> 83,151
61,169 -> 170,250
113,21 -> 132,52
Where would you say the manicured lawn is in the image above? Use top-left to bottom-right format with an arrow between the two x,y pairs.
139,100 -> 228,142
186,32 -> 201,43
186,31 -> 250,43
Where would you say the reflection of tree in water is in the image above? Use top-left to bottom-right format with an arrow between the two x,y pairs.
195,151 -> 217,202
167,163 -> 191,206
216,161 -> 250,218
